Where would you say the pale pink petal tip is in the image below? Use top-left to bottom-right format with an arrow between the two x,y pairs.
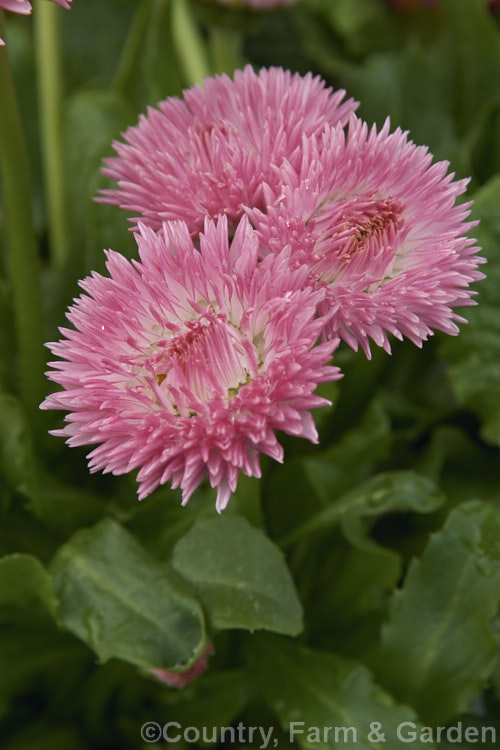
0,0 -> 32,15
42,216 -> 342,510
150,643 -> 214,689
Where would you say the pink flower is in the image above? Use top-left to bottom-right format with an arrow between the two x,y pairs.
150,643 -> 214,689
99,66 -> 357,235
41,216 -> 341,511
0,0 -> 71,46
251,116 -> 484,356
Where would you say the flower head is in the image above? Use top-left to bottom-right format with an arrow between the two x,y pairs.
42,216 -> 341,511
99,66 -> 357,235
251,116 -> 484,356
0,0 -> 72,46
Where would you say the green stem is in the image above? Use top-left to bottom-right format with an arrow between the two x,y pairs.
0,13 -> 46,415
34,0 -> 68,266
171,0 -> 212,86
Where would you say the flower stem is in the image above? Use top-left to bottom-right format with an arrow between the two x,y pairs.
34,0 -> 68,266
0,13 -> 46,416
171,0 -> 212,86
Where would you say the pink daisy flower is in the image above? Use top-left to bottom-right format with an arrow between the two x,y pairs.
99,66 -> 357,235
250,116 -> 484,356
0,0 -> 71,46
41,216 -> 341,512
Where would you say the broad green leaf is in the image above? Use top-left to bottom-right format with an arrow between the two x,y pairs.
0,553 -> 57,617
439,176 -> 500,446
50,519 -> 206,671
249,635 -> 432,750
281,470 -> 444,546
172,516 -> 303,635
378,501 -> 500,723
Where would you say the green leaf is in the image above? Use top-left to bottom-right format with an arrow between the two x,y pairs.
281,470 -> 444,546
249,635 -> 432,750
50,519 -> 206,671
440,176 -> 500,446
172,516 -> 303,635
0,553 -> 57,618
378,501 -> 500,723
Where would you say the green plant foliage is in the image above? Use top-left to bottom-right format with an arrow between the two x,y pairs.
249,635 -> 432,750
50,519 -> 206,670
162,670 -> 256,739
0,553 -> 57,617
378,501 -> 500,724
2,0 -> 500,745
282,470 -> 444,546
173,516 -> 303,634
440,175 -> 500,447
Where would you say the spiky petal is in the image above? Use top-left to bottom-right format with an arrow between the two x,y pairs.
41,216 -> 341,511
252,115 -> 484,356
99,65 -> 357,234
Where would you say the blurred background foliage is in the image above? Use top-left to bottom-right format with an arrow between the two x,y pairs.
2,0 -> 500,748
